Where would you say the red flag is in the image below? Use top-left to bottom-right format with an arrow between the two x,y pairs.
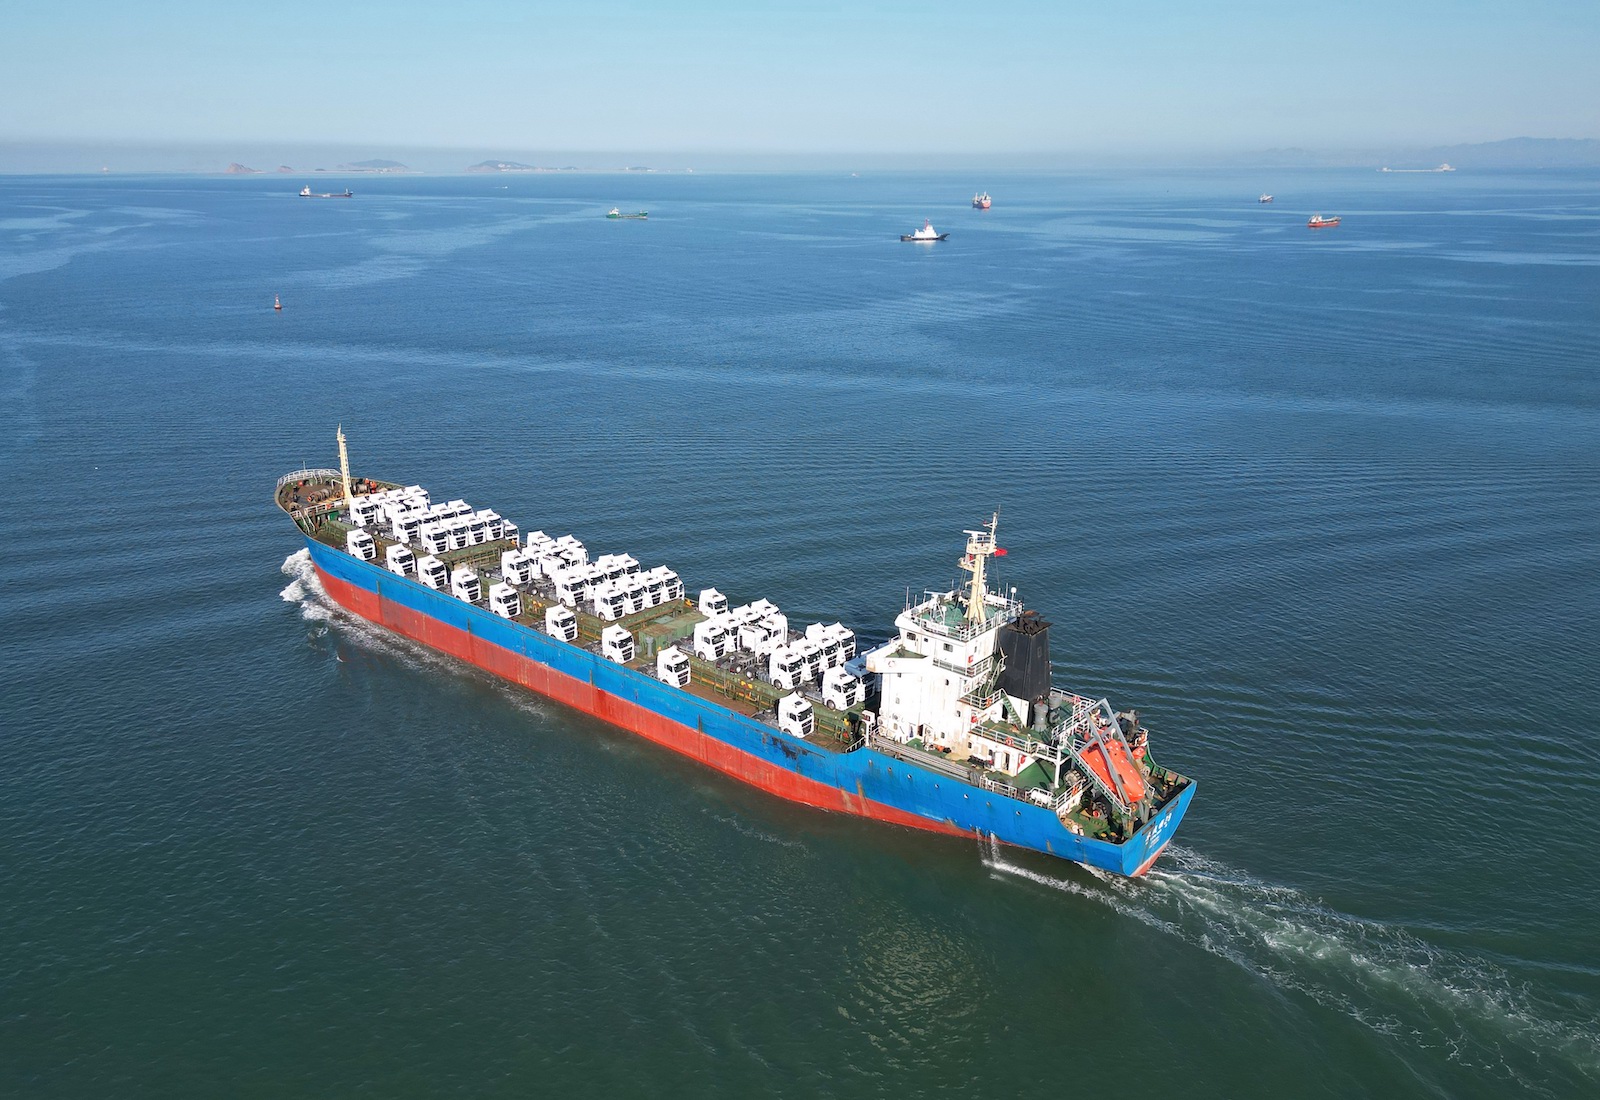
994,547 -> 1008,556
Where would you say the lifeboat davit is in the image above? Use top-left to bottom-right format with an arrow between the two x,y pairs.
1080,736 -> 1147,804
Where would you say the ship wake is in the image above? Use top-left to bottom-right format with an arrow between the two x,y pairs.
279,549 -> 557,716
982,836 -> 1600,1093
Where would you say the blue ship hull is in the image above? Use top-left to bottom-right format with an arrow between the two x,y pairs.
305,537 -> 1193,876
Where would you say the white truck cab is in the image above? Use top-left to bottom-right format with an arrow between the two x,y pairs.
592,581 -> 627,621
554,535 -> 587,565
601,625 -> 635,664
346,529 -> 377,561
693,619 -> 731,661
656,646 -> 691,688
656,568 -> 684,602
622,579 -> 647,614
418,555 -> 448,590
501,549 -> 534,585
421,524 -> 450,556
488,582 -> 521,619
821,666 -> 865,710
777,694 -> 815,739
698,588 -> 728,617
450,567 -> 481,604
545,605 -> 578,642
795,638 -> 823,682
768,646 -> 807,690
393,513 -> 423,545
385,544 -> 416,577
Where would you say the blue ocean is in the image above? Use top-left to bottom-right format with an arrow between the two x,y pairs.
2,167 -> 1597,1097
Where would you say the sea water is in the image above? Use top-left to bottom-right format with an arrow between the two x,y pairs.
2,168 -> 1597,1098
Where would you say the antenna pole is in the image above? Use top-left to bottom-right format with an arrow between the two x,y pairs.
337,425 -> 354,513
960,512 -> 1000,625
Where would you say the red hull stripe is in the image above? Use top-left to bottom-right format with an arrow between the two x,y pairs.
317,567 -> 970,840
1131,839 -> 1171,877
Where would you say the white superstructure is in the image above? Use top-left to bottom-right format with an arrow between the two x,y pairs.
862,515 -> 1016,745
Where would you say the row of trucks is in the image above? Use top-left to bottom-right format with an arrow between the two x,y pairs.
352,531 -> 527,622
688,589 -> 865,709
350,488 -> 520,555
649,644 -> 815,739
350,489 -> 842,740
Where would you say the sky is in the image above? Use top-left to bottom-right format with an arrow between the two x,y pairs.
2,0 -> 1597,166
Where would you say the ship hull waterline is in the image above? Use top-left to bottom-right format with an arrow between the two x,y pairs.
303,537 -> 1193,876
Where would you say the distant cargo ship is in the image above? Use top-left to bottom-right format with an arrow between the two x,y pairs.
1259,193 -> 1273,203
973,192 -> 992,209
277,430 -> 1195,876
607,208 -> 648,219
299,186 -> 353,198
1308,214 -> 1341,228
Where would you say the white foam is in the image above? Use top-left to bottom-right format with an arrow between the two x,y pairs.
279,548 -> 333,622
276,550 -> 554,719
981,837 -> 1600,1084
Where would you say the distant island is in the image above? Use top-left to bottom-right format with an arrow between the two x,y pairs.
466,160 -> 578,173
337,159 -> 409,172
225,159 -> 407,174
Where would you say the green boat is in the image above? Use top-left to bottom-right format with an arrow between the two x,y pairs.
606,208 -> 648,219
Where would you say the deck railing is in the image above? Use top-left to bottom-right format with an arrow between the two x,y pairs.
276,467 -> 343,491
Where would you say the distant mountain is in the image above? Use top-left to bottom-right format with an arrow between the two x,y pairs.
1411,138 -> 1600,168
224,162 -> 260,174
338,159 -> 409,172
1249,137 -> 1600,169
275,165 -> 294,173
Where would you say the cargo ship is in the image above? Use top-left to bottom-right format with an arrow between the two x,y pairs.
276,430 -> 1195,876
973,192 -> 992,209
1308,214 -> 1341,228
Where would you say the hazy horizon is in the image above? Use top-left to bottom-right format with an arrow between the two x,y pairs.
5,136 -> 1600,176
5,1 -> 1596,173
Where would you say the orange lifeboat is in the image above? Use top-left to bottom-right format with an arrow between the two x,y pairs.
1080,736 -> 1147,804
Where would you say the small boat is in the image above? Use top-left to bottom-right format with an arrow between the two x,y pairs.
901,220 -> 948,242
606,208 -> 648,219
972,192 -> 992,209
1258,193 -> 1273,203
1307,214 -> 1341,228
273,294 -> 282,311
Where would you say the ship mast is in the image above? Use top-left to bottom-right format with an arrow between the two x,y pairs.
337,424 -> 354,513
960,513 -> 1000,625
